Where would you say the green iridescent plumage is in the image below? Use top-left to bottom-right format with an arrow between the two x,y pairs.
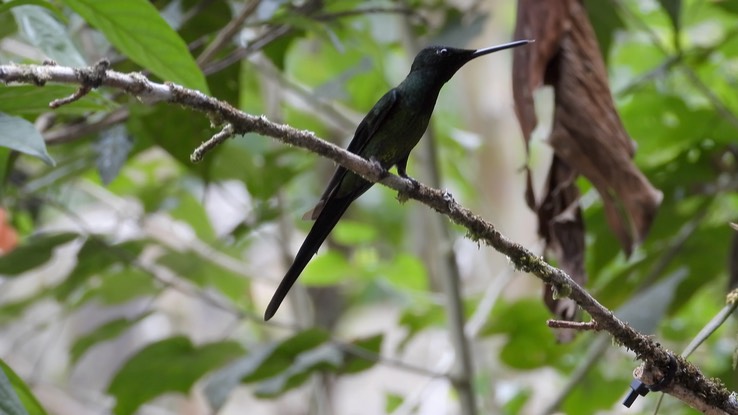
264,40 -> 533,321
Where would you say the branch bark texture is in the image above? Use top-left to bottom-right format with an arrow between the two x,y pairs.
1,62 -> 736,414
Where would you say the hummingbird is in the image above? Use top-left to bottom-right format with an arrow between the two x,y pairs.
264,39 -> 533,320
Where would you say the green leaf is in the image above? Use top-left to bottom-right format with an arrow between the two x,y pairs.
397,305 -> 445,350
76,268 -> 158,306
241,328 -> 329,383
584,0 -> 625,60
156,248 -> 247,301
0,113 -> 55,166
502,388 -> 531,415
254,343 -> 343,397
562,370 -> 625,415
167,190 -> 215,243
0,86 -> 116,115
70,313 -> 151,365
205,331 -> 380,406
332,220 -> 378,245
385,392 -> 404,413
263,31 -> 299,70
11,5 -> 85,66
340,334 -> 382,374
300,251 -> 351,286
0,8 -> 17,38
711,0 -> 738,15
380,254 -> 428,291
0,232 -> 77,275
204,328 -> 329,409
657,0 -> 681,35
0,359 -> 47,415
61,0 -> 209,93
107,336 -> 243,415
132,105 -> 213,176
481,299 -> 566,370
55,239 -> 146,302
251,332 -> 381,397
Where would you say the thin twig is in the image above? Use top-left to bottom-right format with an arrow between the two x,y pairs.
196,0 -> 261,66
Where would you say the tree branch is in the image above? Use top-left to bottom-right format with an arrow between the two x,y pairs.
1,62 -> 737,414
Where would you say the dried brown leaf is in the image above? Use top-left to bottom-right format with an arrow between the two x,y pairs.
512,0 -> 662,338
514,0 -> 661,256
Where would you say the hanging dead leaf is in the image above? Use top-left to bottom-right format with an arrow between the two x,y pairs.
538,157 -> 585,342
511,0 -> 662,338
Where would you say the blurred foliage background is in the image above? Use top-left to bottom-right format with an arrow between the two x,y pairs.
0,0 -> 737,414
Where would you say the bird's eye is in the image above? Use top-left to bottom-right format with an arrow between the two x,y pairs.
437,48 -> 448,56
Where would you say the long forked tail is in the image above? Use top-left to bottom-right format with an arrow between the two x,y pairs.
264,196 -> 354,320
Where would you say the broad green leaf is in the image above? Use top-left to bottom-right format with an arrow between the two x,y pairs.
205,330 -> 379,407
0,9 -> 17,38
380,254 -> 428,291
0,113 -> 55,166
253,334 -> 382,396
300,251 -> 351,286
562,371 -> 625,415
55,239 -> 146,302
107,336 -> 243,415
70,314 -> 151,365
657,0 -> 682,35
263,31 -> 299,71
177,0 -> 231,46
11,5 -> 85,66
501,388 -> 532,415
240,328 -> 329,383
75,268 -> 158,306
385,392 -> 404,413
0,232 -> 77,275
481,299 -> 566,370
254,343 -> 343,397
61,0 -> 209,93
132,105 -> 213,177
0,359 -> 47,415
0,86 -> 116,115
584,0 -> 625,60
167,190 -> 215,243
332,220 -> 378,245
204,328 -> 329,409
339,334 -> 382,374
397,305 -> 445,351
157,248 -> 247,301
711,0 -> 738,15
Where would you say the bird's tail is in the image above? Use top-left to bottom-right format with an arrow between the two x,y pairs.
263,195 -> 354,320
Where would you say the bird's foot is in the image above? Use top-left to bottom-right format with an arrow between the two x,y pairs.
442,189 -> 456,210
395,173 -> 420,204
399,174 -> 420,191
369,157 -> 389,179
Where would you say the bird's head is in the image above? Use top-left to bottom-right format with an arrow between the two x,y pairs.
409,40 -> 533,84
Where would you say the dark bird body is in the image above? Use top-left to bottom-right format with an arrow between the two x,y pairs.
264,40 -> 533,320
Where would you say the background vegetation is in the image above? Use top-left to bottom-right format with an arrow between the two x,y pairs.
0,0 -> 737,414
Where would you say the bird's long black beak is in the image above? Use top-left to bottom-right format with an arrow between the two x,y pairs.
472,39 -> 534,57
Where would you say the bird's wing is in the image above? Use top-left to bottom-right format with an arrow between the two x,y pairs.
347,88 -> 399,153
304,88 -> 399,220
